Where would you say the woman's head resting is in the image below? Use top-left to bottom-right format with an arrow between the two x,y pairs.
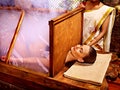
70,45 -> 97,64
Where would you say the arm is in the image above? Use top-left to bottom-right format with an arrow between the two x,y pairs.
0,56 -> 49,69
88,14 -> 111,46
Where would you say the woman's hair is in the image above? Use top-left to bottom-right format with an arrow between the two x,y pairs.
100,0 -> 104,2
83,46 -> 97,64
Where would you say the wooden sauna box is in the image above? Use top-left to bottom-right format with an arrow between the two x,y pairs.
0,7 -> 108,90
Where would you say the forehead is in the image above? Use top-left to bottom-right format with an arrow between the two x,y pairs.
82,45 -> 90,55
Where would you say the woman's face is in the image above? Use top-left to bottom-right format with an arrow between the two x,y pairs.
71,45 -> 90,59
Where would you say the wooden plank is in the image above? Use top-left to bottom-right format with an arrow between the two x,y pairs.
5,10 -> 25,63
49,8 -> 84,77
0,62 -> 108,90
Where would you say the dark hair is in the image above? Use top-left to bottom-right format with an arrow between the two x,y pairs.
100,0 -> 104,2
83,46 -> 97,64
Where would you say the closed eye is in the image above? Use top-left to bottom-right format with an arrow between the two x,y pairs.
79,48 -> 83,53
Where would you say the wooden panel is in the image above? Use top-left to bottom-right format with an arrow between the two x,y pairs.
0,62 -> 108,90
49,8 -> 84,77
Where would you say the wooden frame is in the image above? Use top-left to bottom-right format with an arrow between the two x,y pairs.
0,7 -> 108,89
49,7 -> 83,76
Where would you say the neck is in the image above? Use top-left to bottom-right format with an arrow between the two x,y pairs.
87,0 -> 101,6
89,0 -> 100,4
70,51 -> 77,59
86,1 -> 103,10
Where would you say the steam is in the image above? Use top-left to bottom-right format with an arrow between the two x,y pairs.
0,0 -> 65,58
0,9 -> 21,56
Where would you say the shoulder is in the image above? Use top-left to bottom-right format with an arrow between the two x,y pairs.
103,5 -> 115,10
100,5 -> 115,13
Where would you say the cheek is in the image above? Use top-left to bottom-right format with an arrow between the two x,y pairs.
75,52 -> 83,59
76,49 -> 80,53
71,48 -> 84,58
78,54 -> 84,58
71,49 -> 79,58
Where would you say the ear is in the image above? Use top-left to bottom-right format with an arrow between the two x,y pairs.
77,58 -> 84,62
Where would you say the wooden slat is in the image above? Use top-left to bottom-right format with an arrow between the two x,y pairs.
5,10 -> 25,63
0,62 -> 108,90
0,7 -> 25,64
49,8 -> 84,77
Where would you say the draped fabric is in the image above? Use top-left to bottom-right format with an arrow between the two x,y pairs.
83,5 -> 116,52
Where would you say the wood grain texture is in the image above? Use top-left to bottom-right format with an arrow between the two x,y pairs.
0,61 -> 108,90
49,8 -> 84,77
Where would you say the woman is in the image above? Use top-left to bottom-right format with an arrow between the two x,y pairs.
78,0 -> 116,52
1,45 -> 96,73
65,45 -> 97,64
